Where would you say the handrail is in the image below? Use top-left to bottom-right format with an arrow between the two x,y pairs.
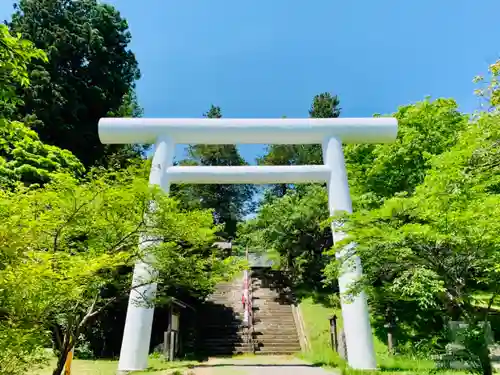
248,269 -> 254,332
246,269 -> 254,352
242,248 -> 255,352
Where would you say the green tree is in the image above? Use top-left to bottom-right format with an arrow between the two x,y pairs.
258,92 -> 341,197
473,59 -> 500,112
324,108 -> 500,373
0,24 -> 84,187
0,119 -> 84,187
0,166 -> 238,375
0,24 -> 45,117
172,105 -> 254,239
9,0 -> 142,168
239,185 -> 332,289
344,97 -> 467,208
246,97 -> 469,296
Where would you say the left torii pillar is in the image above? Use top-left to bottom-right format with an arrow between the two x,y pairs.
117,135 -> 173,372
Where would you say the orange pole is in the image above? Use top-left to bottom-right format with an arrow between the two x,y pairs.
64,339 -> 74,375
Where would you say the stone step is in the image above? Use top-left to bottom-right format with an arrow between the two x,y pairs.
253,313 -> 294,316
201,320 -> 245,325
252,302 -> 294,306
254,320 -> 298,326
202,339 -> 250,344
251,286 -> 282,289
202,336 -> 249,341
202,324 -> 245,329
202,343 -> 253,349
253,324 -> 297,329
253,293 -> 289,296
201,329 -> 247,335
255,334 -> 299,338
253,317 -> 295,321
202,338 -> 253,344
254,329 -> 298,333
253,320 -> 296,325
202,346 -> 254,352
253,320 -> 296,324
255,342 -> 301,348
253,309 -> 294,312
254,303 -> 294,306
254,349 -> 300,354
254,337 -> 300,342
202,317 -> 245,322
253,333 -> 299,338
253,328 -> 298,333
256,345 -> 300,350
202,330 -> 249,335
202,309 -> 242,313
254,338 -> 300,346
253,331 -> 298,340
201,322 -> 245,328
202,349 -> 255,355
254,333 -> 299,338
204,311 -> 244,316
253,312 -> 294,315
253,312 -> 293,315
253,302 -> 293,306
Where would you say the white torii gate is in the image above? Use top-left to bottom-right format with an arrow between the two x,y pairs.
98,117 -> 398,372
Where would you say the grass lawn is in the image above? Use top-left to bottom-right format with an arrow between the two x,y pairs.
36,357 -> 197,375
298,296 -> 465,375
472,292 -> 500,310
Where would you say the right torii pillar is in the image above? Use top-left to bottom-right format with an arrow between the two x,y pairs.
323,136 -> 376,369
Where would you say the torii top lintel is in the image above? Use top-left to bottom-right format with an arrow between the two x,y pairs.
98,117 -> 398,145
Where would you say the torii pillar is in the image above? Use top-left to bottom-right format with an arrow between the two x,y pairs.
98,117 -> 398,372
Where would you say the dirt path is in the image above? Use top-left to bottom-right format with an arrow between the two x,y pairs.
191,356 -> 338,375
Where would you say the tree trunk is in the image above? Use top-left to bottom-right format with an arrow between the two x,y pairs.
481,354 -> 492,375
52,353 -> 66,375
479,344 -> 492,375
52,342 -> 72,375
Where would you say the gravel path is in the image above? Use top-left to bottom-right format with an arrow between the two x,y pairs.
191,356 -> 338,375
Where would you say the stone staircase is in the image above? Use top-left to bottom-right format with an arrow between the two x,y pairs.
198,268 -> 301,356
251,268 -> 302,354
198,276 -> 253,356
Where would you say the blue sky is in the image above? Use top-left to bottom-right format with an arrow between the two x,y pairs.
2,0 -> 499,163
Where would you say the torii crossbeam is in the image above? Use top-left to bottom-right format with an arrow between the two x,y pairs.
98,117 -> 398,372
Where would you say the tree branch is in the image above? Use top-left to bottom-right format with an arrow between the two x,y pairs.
77,280 -> 159,332
106,217 -> 146,254
52,190 -> 100,252
485,283 -> 500,322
